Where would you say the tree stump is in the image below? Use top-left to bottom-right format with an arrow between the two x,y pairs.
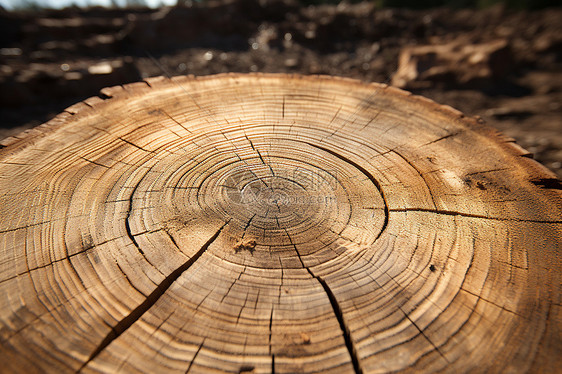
0,74 -> 560,373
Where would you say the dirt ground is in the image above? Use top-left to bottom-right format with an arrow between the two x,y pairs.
1,0 -> 561,178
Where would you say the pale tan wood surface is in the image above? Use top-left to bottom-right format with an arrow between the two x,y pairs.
0,74 -> 560,373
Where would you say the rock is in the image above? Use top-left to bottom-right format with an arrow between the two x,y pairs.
251,23 -> 279,52
88,61 -> 114,75
0,48 -> 22,56
284,58 -> 298,67
392,38 -> 513,89
534,31 -> 562,62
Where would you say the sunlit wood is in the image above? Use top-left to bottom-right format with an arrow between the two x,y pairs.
0,74 -> 560,373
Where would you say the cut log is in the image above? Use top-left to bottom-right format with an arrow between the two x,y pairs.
0,73 -> 560,373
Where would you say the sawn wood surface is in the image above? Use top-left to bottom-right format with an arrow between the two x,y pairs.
0,74 -> 560,373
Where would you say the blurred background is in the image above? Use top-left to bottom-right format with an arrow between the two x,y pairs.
0,0 -> 560,178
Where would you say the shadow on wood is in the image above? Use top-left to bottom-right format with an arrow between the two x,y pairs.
0,74 -> 560,373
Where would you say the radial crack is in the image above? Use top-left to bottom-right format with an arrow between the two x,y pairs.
125,168 -> 154,256
421,131 -> 463,146
242,214 -> 256,238
400,308 -> 450,364
389,207 -> 562,223
305,142 -> 389,241
316,276 -> 363,374
284,229 -> 363,374
185,338 -> 205,373
117,137 -> 153,153
125,219 -> 143,255
391,149 -> 437,208
245,136 -> 267,166
268,306 -> 274,355
78,221 -> 229,371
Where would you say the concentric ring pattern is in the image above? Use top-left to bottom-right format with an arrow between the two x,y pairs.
0,74 -> 560,373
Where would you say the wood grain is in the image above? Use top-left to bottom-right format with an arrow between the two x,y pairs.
0,73 -> 560,373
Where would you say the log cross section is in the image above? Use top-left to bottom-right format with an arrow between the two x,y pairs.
0,74 -> 560,373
